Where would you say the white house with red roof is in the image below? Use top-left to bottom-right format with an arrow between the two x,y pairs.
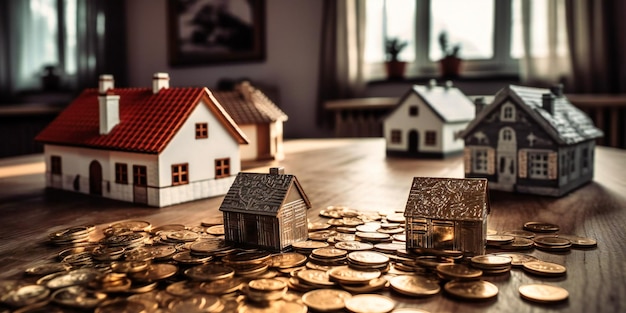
212,81 -> 288,161
35,73 -> 249,207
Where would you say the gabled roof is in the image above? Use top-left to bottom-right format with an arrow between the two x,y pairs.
212,83 -> 288,125
404,177 -> 489,221
219,172 -> 311,216
460,85 -> 603,145
388,84 -> 475,123
35,87 -> 248,153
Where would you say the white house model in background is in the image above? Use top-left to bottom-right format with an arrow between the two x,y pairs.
383,80 -> 475,158
459,85 -> 603,196
35,73 -> 249,207
212,81 -> 288,161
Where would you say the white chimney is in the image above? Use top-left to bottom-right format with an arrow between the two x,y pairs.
152,72 -> 170,94
99,92 -> 120,135
99,74 -> 114,94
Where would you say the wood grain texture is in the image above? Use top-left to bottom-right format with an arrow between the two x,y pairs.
0,138 -> 624,312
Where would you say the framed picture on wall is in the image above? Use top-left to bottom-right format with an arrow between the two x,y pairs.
167,0 -> 266,66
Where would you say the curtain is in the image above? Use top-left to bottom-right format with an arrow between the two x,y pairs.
316,0 -> 366,127
565,0 -> 626,93
518,0 -> 572,87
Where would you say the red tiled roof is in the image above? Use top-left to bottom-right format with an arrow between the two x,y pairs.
35,87 -> 248,153
212,85 -> 287,125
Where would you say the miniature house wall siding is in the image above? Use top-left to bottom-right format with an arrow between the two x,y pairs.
461,85 -> 603,196
238,122 -> 283,161
404,177 -> 489,256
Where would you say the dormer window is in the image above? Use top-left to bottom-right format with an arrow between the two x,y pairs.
501,103 -> 515,122
195,123 -> 208,139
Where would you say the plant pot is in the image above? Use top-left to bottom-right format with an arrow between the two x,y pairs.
439,56 -> 462,79
385,61 -> 407,80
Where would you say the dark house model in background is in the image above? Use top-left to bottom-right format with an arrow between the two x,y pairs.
404,177 -> 489,256
383,80 -> 475,158
219,167 -> 311,251
212,81 -> 288,161
459,85 -> 603,196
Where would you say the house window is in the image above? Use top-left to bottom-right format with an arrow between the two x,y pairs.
528,152 -> 549,179
172,163 -> 189,185
560,154 -> 567,178
582,147 -> 589,170
501,128 -> 514,141
50,156 -> 62,175
115,163 -> 128,184
501,103 -> 515,122
569,149 -> 576,173
195,123 -> 208,139
215,158 -> 230,178
409,106 -> 419,116
133,165 -> 147,187
473,149 -> 489,174
391,130 -> 402,144
425,131 -> 437,146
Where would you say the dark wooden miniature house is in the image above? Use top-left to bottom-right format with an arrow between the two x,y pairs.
404,177 -> 489,256
459,85 -> 603,196
219,167 -> 311,251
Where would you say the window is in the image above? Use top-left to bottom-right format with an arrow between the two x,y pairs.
195,123 -> 208,139
172,163 -> 189,185
215,158 -> 230,178
500,128 -> 515,142
425,131 -> 437,146
50,155 -> 61,175
582,147 -> 589,170
391,130 -> 402,144
115,163 -> 128,184
528,152 -> 549,179
501,103 -> 516,121
133,165 -> 147,187
473,149 -> 489,174
569,149 -> 576,173
409,106 -> 419,117
364,0 -> 567,79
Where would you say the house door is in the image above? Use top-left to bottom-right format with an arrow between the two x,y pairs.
408,130 -> 419,153
244,217 -> 259,245
496,128 -> 517,190
133,165 -> 148,204
257,123 -> 271,159
89,161 -> 102,195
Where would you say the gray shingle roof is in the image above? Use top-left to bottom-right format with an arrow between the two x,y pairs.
403,177 -> 489,221
212,83 -> 288,125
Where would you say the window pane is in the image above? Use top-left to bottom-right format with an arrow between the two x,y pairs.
64,0 -> 77,75
365,0 -> 415,63
429,0 -> 494,61
510,0 -> 568,58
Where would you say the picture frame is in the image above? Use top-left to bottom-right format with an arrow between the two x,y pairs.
167,0 -> 266,66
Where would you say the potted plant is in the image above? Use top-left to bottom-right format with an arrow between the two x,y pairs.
438,31 -> 462,79
385,38 -> 408,80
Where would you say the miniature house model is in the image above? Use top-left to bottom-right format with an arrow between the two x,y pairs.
212,82 -> 288,161
404,177 -> 489,256
35,73 -> 249,207
383,80 -> 475,158
219,167 -> 311,251
459,85 -> 603,196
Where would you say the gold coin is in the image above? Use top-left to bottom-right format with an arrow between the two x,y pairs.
355,232 -> 391,241
328,266 -> 381,285
436,263 -> 482,280
302,289 -> 352,312
168,294 -> 223,313
348,251 -> 390,266
499,237 -> 535,250
271,252 -> 308,268
296,269 -> 336,287
239,299 -> 308,313
46,268 -> 102,289
523,261 -> 567,276
206,225 -> 225,236
523,222 -> 559,233
109,220 -> 151,232
130,263 -> 178,282
165,281 -> 199,297
166,230 -> 200,242
199,277 -> 245,295
500,230 -> 535,239
444,280 -> 498,300
534,236 -> 571,246
312,247 -> 348,259
292,240 -> 329,249
341,277 -> 389,293
486,235 -> 515,245
309,222 -> 332,231
51,286 -> 107,309
470,255 -> 512,269
24,263 -> 69,276
492,253 -> 538,267
344,294 -> 395,313
222,250 -> 271,265
248,278 -> 287,292
172,251 -> 213,265
356,223 -> 381,233
519,284 -> 569,303
184,263 -> 234,281
335,241 -> 374,251
95,299 -> 146,313
556,234 -> 597,248
3,284 -> 50,307
389,275 -> 440,297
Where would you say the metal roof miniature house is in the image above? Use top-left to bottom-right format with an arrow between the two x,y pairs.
458,85 -> 603,196
383,80 -> 475,158
404,177 -> 489,256
219,167 -> 311,251
212,81 -> 288,161
35,73 -> 248,207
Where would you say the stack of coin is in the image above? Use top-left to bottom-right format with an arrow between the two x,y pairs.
48,225 -> 95,246
470,255 -> 512,275
291,240 -> 329,255
245,278 -> 288,302
184,263 -> 235,281
486,235 -> 515,247
347,251 -> 390,271
523,221 -> 559,233
221,250 -> 272,277
533,236 -> 572,252
355,231 -> 392,243
435,263 -> 483,281
189,238 -> 236,257
309,247 -> 347,266
335,241 -> 374,252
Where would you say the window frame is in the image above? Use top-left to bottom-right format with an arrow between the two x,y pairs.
195,122 -> 208,139
528,151 -> 549,179
391,129 -> 402,144
425,131 -> 437,146
215,158 -> 231,179
472,148 -> 489,174
409,106 -> 419,117
133,165 -> 147,187
172,163 -> 189,186
50,156 -> 62,175
115,163 -> 128,184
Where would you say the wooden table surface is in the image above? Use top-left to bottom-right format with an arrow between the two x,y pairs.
0,138 -> 624,312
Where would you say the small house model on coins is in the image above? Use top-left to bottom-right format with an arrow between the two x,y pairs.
219,167 -> 311,251
35,73 -> 248,207
212,81 -> 288,161
458,84 -> 603,196
404,177 -> 489,256
383,80 -> 475,158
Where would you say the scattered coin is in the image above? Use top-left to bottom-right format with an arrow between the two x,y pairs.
206,225 -> 225,236
486,235 -> 515,246
556,234 -> 597,248
335,241 -> 374,251
184,263 -> 235,281
519,284 -> 569,303
436,264 -> 482,281
389,275 -> 441,297
523,261 -> 567,277
344,294 -> 396,313
302,289 -> 353,312
51,286 -> 107,309
328,266 -> 381,285
444,280 -> 499,300
296,269 -> 336,287
523,222 -> 559,233
270,252 -> 308,268
341,277 -> 389,293
492,253 -> 538,267
500,230 -> 535,239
